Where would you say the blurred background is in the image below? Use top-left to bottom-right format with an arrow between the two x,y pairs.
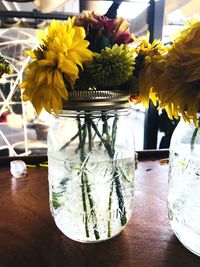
0,0 -> 197,156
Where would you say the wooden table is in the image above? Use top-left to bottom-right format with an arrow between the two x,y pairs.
0,152 -> 200,267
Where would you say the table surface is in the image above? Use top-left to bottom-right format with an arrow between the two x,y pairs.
0,154 -> 200,267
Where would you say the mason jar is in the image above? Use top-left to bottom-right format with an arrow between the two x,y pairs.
168,115 -> 200,255
48,91 -> 135,243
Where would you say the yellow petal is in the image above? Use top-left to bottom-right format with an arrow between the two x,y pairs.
58,53 -> 78,77
25,50 -> 36,59
47,72 -> 53,85
32,93 -> 43,115
52,91 -> 62,115
53,70 -> 68,99
38,59 -> 55,67
37,70 -> 47,85
73,26 -> 86,41
46,51 -> 57,62
20,81 -> 28,89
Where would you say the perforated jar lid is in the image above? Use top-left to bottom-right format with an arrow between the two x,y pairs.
62,90 -> 130,110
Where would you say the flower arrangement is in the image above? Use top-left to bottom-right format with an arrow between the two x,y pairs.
19,12 -> 169,241
20,12 -> 166,115
18,12 -> 200,127
19,11 -> 200,242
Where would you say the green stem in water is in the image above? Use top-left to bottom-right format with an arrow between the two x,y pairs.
111,115 -> 127,226
107,180 -> 114,238
91,115 -> 127,227
191,128 -> 199,151
59,132 -> 79,151
111,116 -> 118,153
86,115 -> 93,152
90,120 -> 113,158
84,173 -> 100,240
113,169 -> 127,226
81,172 -> 89,238
59,124 -> 86,152
77,117 -> 85,161
78,116 -> 100,240
102,113 -> 115,236
102,113 -> 110,137
77,117 -> 89,237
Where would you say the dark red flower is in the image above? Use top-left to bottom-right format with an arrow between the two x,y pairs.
75,12 -> 134,52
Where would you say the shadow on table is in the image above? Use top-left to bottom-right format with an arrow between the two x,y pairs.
50,231 -> 133,267
162,235 -> 200,267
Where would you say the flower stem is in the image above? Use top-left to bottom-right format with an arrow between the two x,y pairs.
81,172 -> 89,238
77,117 -> 89,237
107,180 -> 114,238
59,131 -> 79,151
84,174 -> 100,240
191,128 -> 199,151
113,170 -> 127,225
59,124 -> 86,152
78,116 -> 100,240
111,115 -> 118,153
90,121 -> 113,158
90,115 -> 127,227
86,115 -> 93,151
111,115 -> 127,226
102,113 -> 110,137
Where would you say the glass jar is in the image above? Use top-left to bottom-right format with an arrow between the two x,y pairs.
168,115 -> 200,255
48,91 -> 135,243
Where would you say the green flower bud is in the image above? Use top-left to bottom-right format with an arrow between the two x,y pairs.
88,44 -> 135,90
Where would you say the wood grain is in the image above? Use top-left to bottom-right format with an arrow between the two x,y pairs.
0,159 -> 199,267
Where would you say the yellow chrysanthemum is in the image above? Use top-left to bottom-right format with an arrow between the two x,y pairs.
155,16 -> 200,126
20,17 -> 93,115
132,32 -> 167,107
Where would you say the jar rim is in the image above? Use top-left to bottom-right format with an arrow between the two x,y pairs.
55,108 -> 131,118
62,90 -> 131,111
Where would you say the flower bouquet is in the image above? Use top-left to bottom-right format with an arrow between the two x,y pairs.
20,12 -> 166,114
20,12 -> 166,242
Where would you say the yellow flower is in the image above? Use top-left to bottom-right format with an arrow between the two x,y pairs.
132,32 -> 167,107
155,16 -> 200,126
20,17 -> 93,115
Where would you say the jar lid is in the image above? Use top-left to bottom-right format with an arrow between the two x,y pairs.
62,90 -> 131,111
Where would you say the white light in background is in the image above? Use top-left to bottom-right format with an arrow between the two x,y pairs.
118,2 -> 149,20
167,9 -> 184,24
2,1 -> 20,23
62,0 -> 79,13
163,9 -> 185,43
2,0 -> 13,11
13,2 -> 19,11
82,1 -> 149,20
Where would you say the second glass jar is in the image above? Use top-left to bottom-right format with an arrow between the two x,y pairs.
168,116 -> 200,255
